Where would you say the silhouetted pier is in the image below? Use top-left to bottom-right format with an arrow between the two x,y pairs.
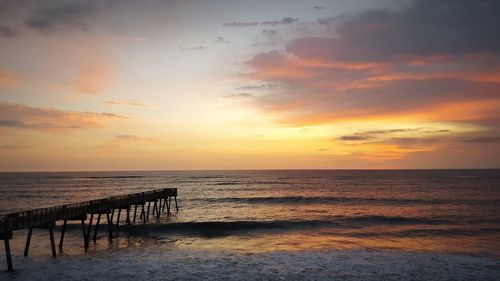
0,188 -> 178,272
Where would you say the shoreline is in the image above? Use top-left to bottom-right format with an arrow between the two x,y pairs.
3,248 -> 500,281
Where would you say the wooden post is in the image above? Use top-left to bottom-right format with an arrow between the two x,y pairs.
126,207 -> 131,225
152,201 -> 157,218
85,214 -> 94,250
106,213 -> 113,241
110,209 -> 115,223
24,227 -> 33,256
93,214 -> 101,243
81,219 -> 88,249
48,223 -> 56,257
167,197 -> 171,215
3,238 -> 13,272
147,201 -> 152,220
116,209 -> 121,227
133,205 -> 138,224
174,196 -> 179,212
163,197 -> 168,212
140,204 -> 147,223
59,220 -> 67,249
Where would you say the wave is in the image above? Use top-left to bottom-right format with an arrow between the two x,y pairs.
122,216 -> 455,235
192,196 -> 500,206
80,176 -> 145,179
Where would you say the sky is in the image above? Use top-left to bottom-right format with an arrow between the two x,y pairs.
0,0 -> 499,171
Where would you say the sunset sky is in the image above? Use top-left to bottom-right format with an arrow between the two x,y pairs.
1,0 -> 499,171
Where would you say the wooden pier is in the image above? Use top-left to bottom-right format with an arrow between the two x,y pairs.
0,188 -> 178,272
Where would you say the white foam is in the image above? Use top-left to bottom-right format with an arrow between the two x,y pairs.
3,248 -> 499,281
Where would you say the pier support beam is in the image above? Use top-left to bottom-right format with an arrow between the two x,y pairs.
133,205 -> 139,224
93,214 -> 101,243
81,219 -> 88,249
24,227 -> 33,256
126,207 -> 131,225
48,223 -> 56,257
85,214 -> 94,251
116,209 -> 121,227
106,213 -> 113,242
59,220 -> 67,250
3,238 -> 13,272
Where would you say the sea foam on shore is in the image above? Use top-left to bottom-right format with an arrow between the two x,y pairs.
4,248 -> 500,281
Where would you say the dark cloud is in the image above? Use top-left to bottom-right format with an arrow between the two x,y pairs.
0,144 -> 25,149
314,6 -> 325,10
462,136 -> 500,143
244,4 -> 500,125
338,128 -> 449,142
223,17 -> 298,27
103,99 -> 154,108
262,29 -> 278,36
224,93 -> 254,99
25,0 -> 101,34
0,0 -> 103,35
288,0 -> 500,62
114,134 -> 140,141
179,45 -> 207,52
214,36 -> 229,44
179,45 -> 206,51
0,25 -> 18,37
0,120 -> 27,128
238,83 -> 280,91
339,135 -> 372,141
0,119 -> 81,129
389,137 -> 438,146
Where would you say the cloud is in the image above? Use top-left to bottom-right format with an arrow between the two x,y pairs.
214,36 -> 229,44
179,45 -> 206,51
0,144 -> 25,149
114,134 -> 141,141
289,0 -> 500,62
0,25 -> 18,37
237,83 -> 280,91
0,0 -> 104,36
239,0 -> 500,128
224,93 -> 254,99
103,99 -> 155,108
314,6 -> 325,10
24,0 -> 102,34
338,128 -> 449,142
112,134 -> 160,144
0,102 -> 127,132
223,17 -> 298,27
70,45 -> 113,94
462,136 -> 500,143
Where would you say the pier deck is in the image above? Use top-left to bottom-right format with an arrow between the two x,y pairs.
0,188 -> 178,272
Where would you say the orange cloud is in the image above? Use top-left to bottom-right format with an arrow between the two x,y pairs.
0,69 -> 21,89
70,45 -> 113,95
103,99 -> 155,108
0,102 -> 128,133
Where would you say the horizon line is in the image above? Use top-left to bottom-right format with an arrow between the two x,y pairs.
1,168 -> 499,173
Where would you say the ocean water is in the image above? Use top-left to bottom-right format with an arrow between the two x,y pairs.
1,170 -> 499,280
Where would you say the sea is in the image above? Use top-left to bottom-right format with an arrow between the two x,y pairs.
0,170 -> 499,280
